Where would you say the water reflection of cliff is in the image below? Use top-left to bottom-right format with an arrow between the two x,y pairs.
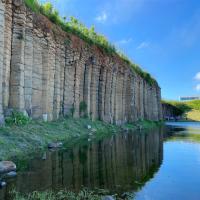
3,128 -> 163,198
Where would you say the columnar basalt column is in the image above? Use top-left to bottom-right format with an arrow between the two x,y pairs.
2,0 -> 12,111
32,33 -> 43,118
90,60 -> 100,120
59,44 -> 65,117
124,72 -> 131,122
0,0 -> 5,123
73,53 -> 84,118
139,78 -> 144,120
157,86 -> 162,120
83,61 -> 92,118
133,74 -> 139,121
24,12 -> 33,116
53,45 -> 62,119
63,48 -> 75,116
152,86 -> 158,121
77,56 -> 86,117
104,67 -> 112,123
9,1 -> 26,111
129,74 -> 136,121
115,70 -> 124,125
98,65 -> 106,121
122,69 -> 129,123
42,38 -> 50,120
111,64 -> 118,123
46,40 -> 56,120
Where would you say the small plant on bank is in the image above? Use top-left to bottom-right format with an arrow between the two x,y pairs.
5,111 -> 30,126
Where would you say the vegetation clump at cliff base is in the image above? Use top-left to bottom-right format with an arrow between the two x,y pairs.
23,0 -> 156,85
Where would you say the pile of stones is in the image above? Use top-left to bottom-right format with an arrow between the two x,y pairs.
0,161 -> 17,189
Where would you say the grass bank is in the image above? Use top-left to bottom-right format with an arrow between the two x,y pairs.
12,188 -> 134,200
0,115 -> 161,162
186,109 -> 200,121
12,189 -> 103,200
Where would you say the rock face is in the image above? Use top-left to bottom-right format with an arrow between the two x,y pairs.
0,0 -> 162,124
0,161 -> 16,174
162,102 -> 180,119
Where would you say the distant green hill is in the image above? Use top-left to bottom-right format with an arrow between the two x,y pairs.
162,100 -> 200,121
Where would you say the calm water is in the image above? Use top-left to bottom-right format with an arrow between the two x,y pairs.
135,122 -> 200,200
1,122 -> 200,199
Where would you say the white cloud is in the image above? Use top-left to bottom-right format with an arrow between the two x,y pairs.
116,38 -> 133,45
96,0 -> 145,24
195,84 -> 200,91
195,72 -> 200,81
136,42 -> 149,49
95,11 -> 107,23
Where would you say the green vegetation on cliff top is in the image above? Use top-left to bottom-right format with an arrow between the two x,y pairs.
23,0 -> 156,85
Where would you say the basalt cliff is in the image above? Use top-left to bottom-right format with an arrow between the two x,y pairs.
0,0 -> 162,124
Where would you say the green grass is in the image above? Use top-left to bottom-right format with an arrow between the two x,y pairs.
0,117 -> 118,161
12,189 -> 102,200
23,0 -> 157,85
0,114 -> 161,165
186,109 -> 200,121
12,188 -> 133,200
122,119 -> 162,130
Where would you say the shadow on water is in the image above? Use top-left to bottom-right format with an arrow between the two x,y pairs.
0,127 -> 164,199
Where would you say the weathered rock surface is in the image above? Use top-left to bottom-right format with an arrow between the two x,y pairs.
102,196 -> 115,200
48,142 -> 63,149
0,181 -> 6,189
162,102 -> 180,119
0,161 -> 16,174
0,0 -> 162,124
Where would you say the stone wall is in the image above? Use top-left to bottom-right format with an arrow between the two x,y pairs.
162,103 -> 180,119
0,0 -> 162,124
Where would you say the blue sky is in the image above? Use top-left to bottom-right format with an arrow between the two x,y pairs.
41,0 -> 200,100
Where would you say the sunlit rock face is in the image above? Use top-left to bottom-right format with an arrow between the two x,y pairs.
0,0 -> 162,124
